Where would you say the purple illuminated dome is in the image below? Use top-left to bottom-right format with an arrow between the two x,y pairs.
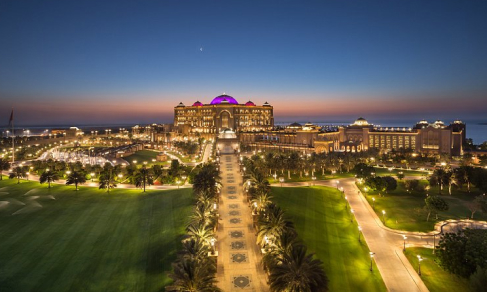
245,100 -> 256,106
192,101 -> 203,106
210,94 -> 239,105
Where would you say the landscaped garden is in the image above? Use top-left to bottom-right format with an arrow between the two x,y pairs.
0,179 -> 192,291
123,150 -> 166,166
271,186 -> 386,292
358,181 -> 487,232
404,247 -> 469,292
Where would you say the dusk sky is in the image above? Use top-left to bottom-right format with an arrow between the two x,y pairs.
1,0 -> 487,125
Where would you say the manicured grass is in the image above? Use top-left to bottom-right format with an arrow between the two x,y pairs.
166,151 -> 198,164
272,186 -> 386,292
123,150 -> 167,166
0,179 -> 193,292
374,168 -> 428,177
404,248 -> 469,292
358,182 -> 487,232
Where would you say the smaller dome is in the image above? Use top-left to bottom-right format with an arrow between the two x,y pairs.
245,100 -> 256,106
263,101 -> 271,107
353,117 -> 369,126
288,122 -> 302,128
192,101 -> 203,106
177,102 -> 185,107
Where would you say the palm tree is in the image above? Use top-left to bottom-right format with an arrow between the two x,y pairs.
134,166 -> 154,192
169,258 -> 220,292
99,169 -> 117,193
268,244 -> 328,292
257,203 -> 295,245
66,171 -> 86,191
251,192 -> 273,214
178,238 -> 209,261
193,163 -> 221,200
190,201 -> 216,228
151,164 -> 164,182
0,158 -> 10,180
9,166 -> 27,184
39,170 -> 59,188
186,223 -> 214,245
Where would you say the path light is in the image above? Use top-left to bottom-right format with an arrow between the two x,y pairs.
66,170 -> 71,175
91,172 -> 95,182
350,209 -> 354,223
279,177 -> 284,187
358,225 -> 362,242
133,160 -> 137,164
336,180 -> 339,189
382,210 -> 386,224
403,235 -> 407,252
312,176 -> 316,186
370,252 -> 375,271
345,196 -> 348,209
372,197 -> 375,209
118,174 -> 123,179
417,255 -> 423,275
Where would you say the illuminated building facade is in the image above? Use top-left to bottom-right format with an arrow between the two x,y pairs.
173,94 -> 274,135
240,118 -> 466,156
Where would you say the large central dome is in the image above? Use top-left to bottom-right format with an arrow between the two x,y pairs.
210,94 -> 239,105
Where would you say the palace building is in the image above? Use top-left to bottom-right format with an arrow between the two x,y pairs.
173,94 -> 274,136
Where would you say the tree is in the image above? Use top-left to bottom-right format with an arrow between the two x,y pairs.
9,166 -> 27,184
404,179 -> 420,193
365,177 -> 386,194
268,244 -> 328,292
134,166 -> 154,192
66,171 -> 86,191
39,170 -> 59,188
383,176 -> 397,193
437,229 -> 487,278
0,158 -> 10,180
353,163 -> 374,179
397,172 -> 405,180
470,266 -> 487,292
151,164 -> 164,182
257,203 -> 294,245
169,258 -> 220,292
425,195 -> 449,221
456,166 -> 474,192
98,170 -> 117,193
192,163 -> 221,201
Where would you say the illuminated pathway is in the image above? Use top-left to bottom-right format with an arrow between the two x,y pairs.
275,178 -> 429,292
215,154 -> 269,291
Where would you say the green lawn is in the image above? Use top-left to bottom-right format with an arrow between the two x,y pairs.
358,182 -> 487,232
404,248 -> 469,292
123,150 -> 167,167
0,179 -> 192,292
272,186 -> 386,292
374,168 -> 428,177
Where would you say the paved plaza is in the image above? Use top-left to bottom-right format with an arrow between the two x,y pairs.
215,154 -> 269,291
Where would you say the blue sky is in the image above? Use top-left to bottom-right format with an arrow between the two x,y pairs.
1,0 -> 486,125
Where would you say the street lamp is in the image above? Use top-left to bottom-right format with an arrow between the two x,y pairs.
336,180 -> 339,189
403,235 -> 407,252
382,210 -> 386,224
372,197 -> 375,209
417,255 -> 423,275
312,176 -> 316,186
176,179 -> 180,189
345,196 -> 348,210
90,172 -> 95,182
181,175 -> 187,186
358,225 -> 362,242
350,209 -> 354,223
279,177 -> 284,187
370,252 -> 375,271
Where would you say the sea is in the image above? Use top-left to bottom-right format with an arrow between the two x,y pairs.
1,120 -> 487,145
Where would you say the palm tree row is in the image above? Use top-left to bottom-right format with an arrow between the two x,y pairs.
244,161 -> 328,292
168,162 -> 221,292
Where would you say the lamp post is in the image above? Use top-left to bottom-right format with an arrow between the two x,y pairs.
312,176 -> 316,186
345,196 -> 348,210
336,180 -> 339,189
417,255 -> 423,275
358,225 -> 362,243
182,175 -> 187,186
350,209 -> 354,223
382,210 -> 386,224
90,172 -> 95,182
279,177 -> 284,187
433,234 -> 436,254
403,235 -> 407,252
370,252 -> 375,271
372,197 -> 375,209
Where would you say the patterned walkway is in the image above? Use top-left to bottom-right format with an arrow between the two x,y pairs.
215,154 -> 269,291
